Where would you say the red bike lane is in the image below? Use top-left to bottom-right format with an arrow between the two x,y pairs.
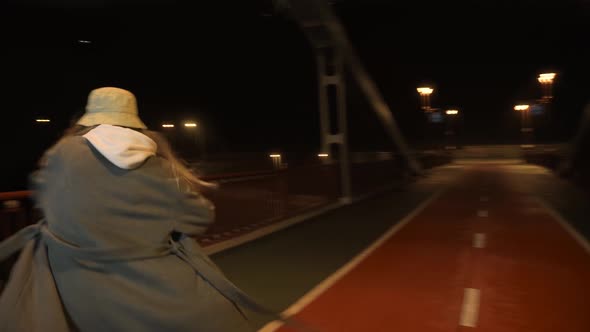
262,164 -> 590,332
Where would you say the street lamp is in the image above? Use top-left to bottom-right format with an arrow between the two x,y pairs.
444,109 -> 459,148
269,153 -> 282,169
417,87 -> 433,95
417,87 -> 434,111
183,121 -> 206,159
538,72 -> 555,82
537,72 -> 556,103
537,72 -> 557,137
417,87 -> 436,148
514,105 -> 530,111
514,104 -> 534,147
538,73 -> 556,83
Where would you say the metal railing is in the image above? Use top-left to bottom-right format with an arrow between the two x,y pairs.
0,152 -> 451,286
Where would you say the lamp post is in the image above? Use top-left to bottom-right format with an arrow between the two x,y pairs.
537,72 -> 556,138
160,122 -> 176,148
537,73 -> 556,103
514,104 -> 534,147
417,87 -> 434,112
444,109 -> 459,149
417,87 -> 434,148
183,122 -> 206,160
269,153 -> 282,169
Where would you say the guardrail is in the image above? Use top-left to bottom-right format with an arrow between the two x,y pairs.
522,145 -> 590,196
1,152 -> 451,286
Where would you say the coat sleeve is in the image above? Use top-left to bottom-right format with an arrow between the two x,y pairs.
172,178 -> 215,236
28,141 -> 63,208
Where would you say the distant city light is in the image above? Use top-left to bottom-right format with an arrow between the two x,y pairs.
269,154 -> 281,158
78,40 -> 92,44
416,87 -> 434,95
445,110 -> 459,115
35,119 -> 50,123
514,105 -> 530,111
318,153 -> 329,157
162,124 -> 174,128
184,123 -> 197,128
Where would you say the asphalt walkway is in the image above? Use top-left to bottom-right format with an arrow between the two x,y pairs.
212,162 -> 590,331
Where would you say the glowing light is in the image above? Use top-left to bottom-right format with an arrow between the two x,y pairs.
269,154 -> 281,158
318,153 -> 329,157
445,110 -> 459,115
539,73 -> 556,79
514,105 -> 530,111
78,40 -> 92,44
416,87 -> 434,95
162,124 -> 174,128
35,119 -> 50,123
184,123 -> 197,128
538,73 -> 556,84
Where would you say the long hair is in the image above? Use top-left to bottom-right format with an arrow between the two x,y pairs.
41,124 -> 215,190
141,129 -> 215,189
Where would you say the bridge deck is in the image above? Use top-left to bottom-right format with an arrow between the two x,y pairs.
212,162 -> 590,331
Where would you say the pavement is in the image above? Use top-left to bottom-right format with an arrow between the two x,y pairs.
210,161 -> 590,331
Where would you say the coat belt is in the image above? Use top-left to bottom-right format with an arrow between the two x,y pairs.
0,221 -> 316,332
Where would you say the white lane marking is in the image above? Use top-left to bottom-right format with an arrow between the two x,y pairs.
473,233 -> 486,248
536,198 -> 590,256
459,288 -> 481,327
477,210 -> 489,217
480,196 -> 489,202
258,189 -> 447,332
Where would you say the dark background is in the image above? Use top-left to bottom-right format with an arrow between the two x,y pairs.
1,0 -> 589,190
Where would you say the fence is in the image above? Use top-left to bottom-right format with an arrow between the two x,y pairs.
0,151 -> 451,286
522,145 -> 590,197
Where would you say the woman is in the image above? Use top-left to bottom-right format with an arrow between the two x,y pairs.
0,87 -> 259,331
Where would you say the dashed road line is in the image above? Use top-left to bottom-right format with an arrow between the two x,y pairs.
473,233 -> 486,248
459,288 -> 481,327
477,210 -> 489,218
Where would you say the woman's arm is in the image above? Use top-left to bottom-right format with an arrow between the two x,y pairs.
173,178 -> 215,236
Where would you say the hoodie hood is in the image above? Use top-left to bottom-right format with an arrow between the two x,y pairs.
83,124 -> 157,169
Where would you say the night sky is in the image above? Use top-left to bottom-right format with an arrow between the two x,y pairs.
1,0 -> 589,190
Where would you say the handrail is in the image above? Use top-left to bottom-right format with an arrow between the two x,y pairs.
0,191 -> 33,201
0,153 -> 449,202
0,170 -> 283,202
201,169 -> 278,181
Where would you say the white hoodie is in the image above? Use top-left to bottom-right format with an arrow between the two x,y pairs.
83,124 -> 157,169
